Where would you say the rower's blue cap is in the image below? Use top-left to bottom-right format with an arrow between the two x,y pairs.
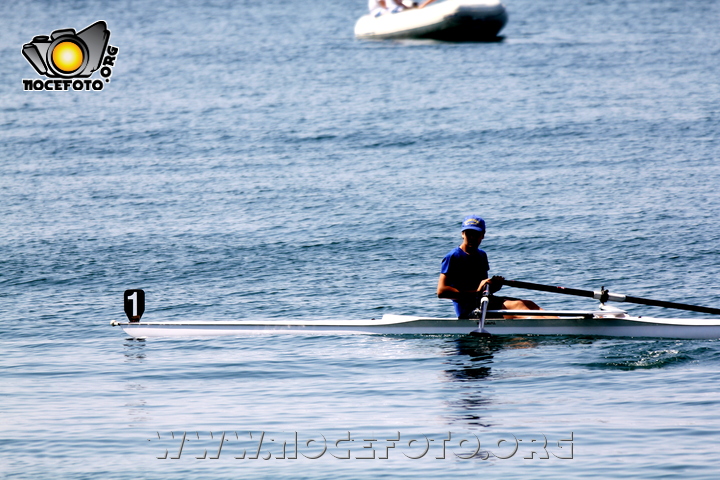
461,215 -> 486,233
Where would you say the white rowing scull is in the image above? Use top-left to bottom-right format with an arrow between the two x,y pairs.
111,305 -> 720,339
112,280 -> 720,339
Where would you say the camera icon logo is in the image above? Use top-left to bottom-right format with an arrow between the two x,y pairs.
22,21 -> 110,78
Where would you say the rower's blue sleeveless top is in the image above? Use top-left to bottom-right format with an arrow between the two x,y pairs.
440,247 -> 489,318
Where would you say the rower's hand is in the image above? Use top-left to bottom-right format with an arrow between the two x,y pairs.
490,275 -> 504,293
477,276 -> 502,294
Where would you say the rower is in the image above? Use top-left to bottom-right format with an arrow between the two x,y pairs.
436,215 -> 543,320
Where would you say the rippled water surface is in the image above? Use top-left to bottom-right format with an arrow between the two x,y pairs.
1,0 -> 720,478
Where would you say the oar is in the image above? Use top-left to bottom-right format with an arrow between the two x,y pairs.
471,283 -> 492,336
502,279 -> 720,316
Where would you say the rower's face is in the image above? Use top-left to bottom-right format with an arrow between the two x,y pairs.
462,229 -> 484,248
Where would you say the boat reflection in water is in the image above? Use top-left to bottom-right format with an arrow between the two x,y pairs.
441,335 -> 541,427
447,335 -> 540,381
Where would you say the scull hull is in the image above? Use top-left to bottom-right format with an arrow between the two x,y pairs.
114,312 -> 720,339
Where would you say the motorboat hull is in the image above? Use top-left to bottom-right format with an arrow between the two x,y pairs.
354,0 -> 508,41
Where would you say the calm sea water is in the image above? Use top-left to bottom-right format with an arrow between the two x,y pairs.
2,0 -> 720,478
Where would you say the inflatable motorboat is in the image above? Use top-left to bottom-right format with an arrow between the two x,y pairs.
354,0 -> 507,41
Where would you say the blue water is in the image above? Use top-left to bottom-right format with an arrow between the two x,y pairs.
2,0 -> 720,477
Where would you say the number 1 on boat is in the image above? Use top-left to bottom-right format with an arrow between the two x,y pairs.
124,289 -> 145,322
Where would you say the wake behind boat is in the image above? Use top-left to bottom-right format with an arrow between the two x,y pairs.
355,0 -> 508,41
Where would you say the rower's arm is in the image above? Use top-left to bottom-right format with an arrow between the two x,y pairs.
438,274 -> 502,299
437,273 -> 459,298
437,273 -> 479,301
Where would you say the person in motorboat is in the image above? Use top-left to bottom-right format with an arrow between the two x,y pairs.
368,0 -> 387,17
368,0 -> 397,17
437,215 -> 543,319
368,0 -> 417,17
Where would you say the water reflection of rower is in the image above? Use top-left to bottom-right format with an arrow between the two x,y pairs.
444,336 -> 538,427
450,335 -> 539,381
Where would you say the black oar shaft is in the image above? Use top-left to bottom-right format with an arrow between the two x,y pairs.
502,279 -> 596,299
503,279 -> 720,316
622,295 -> 720,315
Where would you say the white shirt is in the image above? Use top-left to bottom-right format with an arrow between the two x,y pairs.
369,0 -> 405,15
368,0 -> 387,15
